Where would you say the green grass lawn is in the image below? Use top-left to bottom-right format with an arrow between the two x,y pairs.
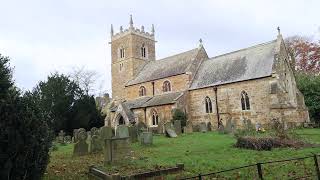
45,129 -> 320,179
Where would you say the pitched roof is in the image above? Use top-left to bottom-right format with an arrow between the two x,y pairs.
190,40 -> 277,90
110,92 -> 183,112
126,48 -> 200,86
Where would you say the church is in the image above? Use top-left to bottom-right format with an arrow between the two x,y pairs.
106,16 -> 309,131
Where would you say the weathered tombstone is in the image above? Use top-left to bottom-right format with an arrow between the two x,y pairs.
164,122 -> 178,138
58,130 -> 65,144
218,124 -> 225,134
73,130 -> 88,156
157,120 -> 164,134
104,137 -> 131,164
173,120 -> 182,135
90,135 -> 103,153
64,135 -> 72,143
192,124 -> 200,132
225,118 -> 235,134
185,121 -> 193,134
207,122 -> 212,131
137,122 -> 147,135
73,129 -> 79,143
140,132 -> 153,145
199,122 -> 207,133
91,127 -> 99,136
116,125 -> 129,138
100,126 -> 113,140
128,125 -> 138,143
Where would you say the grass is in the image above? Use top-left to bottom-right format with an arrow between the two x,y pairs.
44,128 -> 320,179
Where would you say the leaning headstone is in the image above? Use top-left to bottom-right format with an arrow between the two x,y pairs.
199,122 -> 207,133
73,130 -> 89,156
207,122 -> 212,131
58,130 -> 65,144
140,132 -> 153,145
128,126 -> 138,143
173,120 -> 182,135
116,125 -> 129,138
164,122 -> 178,138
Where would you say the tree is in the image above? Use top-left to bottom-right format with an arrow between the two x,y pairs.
70,66 -> 99,95
295,73 -> 320,124
0,54 -> 52,180
286,36 -> 320,73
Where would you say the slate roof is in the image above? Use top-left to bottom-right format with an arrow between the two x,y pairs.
190,40 -> 277,89
110,92 -> 183,112
126,48 -> 200,86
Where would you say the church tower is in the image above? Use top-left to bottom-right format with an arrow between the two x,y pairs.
110,15 -> 156,101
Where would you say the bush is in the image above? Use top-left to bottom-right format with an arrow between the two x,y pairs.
172,109 -> 187,127
0,54 -> 52,180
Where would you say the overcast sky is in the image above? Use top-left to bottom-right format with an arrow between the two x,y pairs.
0,0 -> 319,96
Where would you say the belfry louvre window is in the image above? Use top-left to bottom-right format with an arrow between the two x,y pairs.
152,110 -> 159,126
139,86 -> 146,96
119,47 -> 125,59
241,91 -> 250,110
141,44 -> 146,58
205,96 -> 213,113
163,81 -> 171,92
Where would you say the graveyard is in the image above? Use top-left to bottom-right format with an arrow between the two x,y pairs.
44,128 -> 320,179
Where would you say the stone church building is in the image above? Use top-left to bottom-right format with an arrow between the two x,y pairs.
106,16 -> 309,131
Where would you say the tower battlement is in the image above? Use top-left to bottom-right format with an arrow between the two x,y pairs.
111,15 -> 155,41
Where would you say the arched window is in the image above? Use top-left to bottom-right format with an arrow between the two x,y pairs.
163,81 -> 171,92
241,91 -> 250,110
119,47 -> 125,59
139,86 -> 146,96
141,44 -> 146,58
151,110 -> 159,126
205,96 -> 213,113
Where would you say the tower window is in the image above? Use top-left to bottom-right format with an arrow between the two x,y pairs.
151,109 -> 159,126
119,47 -> 125,59
205,96 -> 213,113
141,44 -> 146,58
163,81 -> 171,92
241,91 -> 250,110
120,63 -> 123,71
139,86 -> 146,96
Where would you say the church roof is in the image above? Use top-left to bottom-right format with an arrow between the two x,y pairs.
126,48 -> 200,86
110,92 -> 183,111
190,40 -> 277,90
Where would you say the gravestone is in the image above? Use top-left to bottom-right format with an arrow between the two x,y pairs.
140,132 -> 153,145
100,126 -> 113,140
91,127 -> 99,136
128,125 -> 138,143
157,120 -> 164,134
173,120 -> 182,135
218,124 -> 225,134
137,122 -> 147,135
192,124 -> 200,132
58,130 -> 65,144
73,130 -> 89,156
90,135 -> 103,153
116,125 -> 129,138
164,122 -> 177,138
185,121 -> 193,134
199,122 -> 207,133
64,135 -> 72,143
225,118 -> 235,134
207,122 -> 212,131
73,129 -> 79,143
104,137 -> 131,164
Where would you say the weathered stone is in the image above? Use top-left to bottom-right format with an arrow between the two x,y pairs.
137,122 -> 147,134
164,122 -> 177,138
140,132 -> 153,145
73,130 -> 88,156
128,125 -> 138,143
64,135 -> 72,143
192,124 -> 200,132
225,118 -> 236,134
157,120 -> 164,134
218,124 -> 225,134
91,127 -> 100,136
104,137 -> 130,164
207,122 -> 212,131
199,122 -> 207,133
100,126 -> 113,140
173,120 -> 182,135
58,130 -> 65,144
90,135 -> 103,153
116,125 -> 129,138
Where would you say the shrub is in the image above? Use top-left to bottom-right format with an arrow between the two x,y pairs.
0,54 -> 52,180
172,109 -> 187,127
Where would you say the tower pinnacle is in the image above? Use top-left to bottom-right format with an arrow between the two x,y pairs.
151,24 -> 155,35
129,14 -> 134,29
111,24 -> 114,36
